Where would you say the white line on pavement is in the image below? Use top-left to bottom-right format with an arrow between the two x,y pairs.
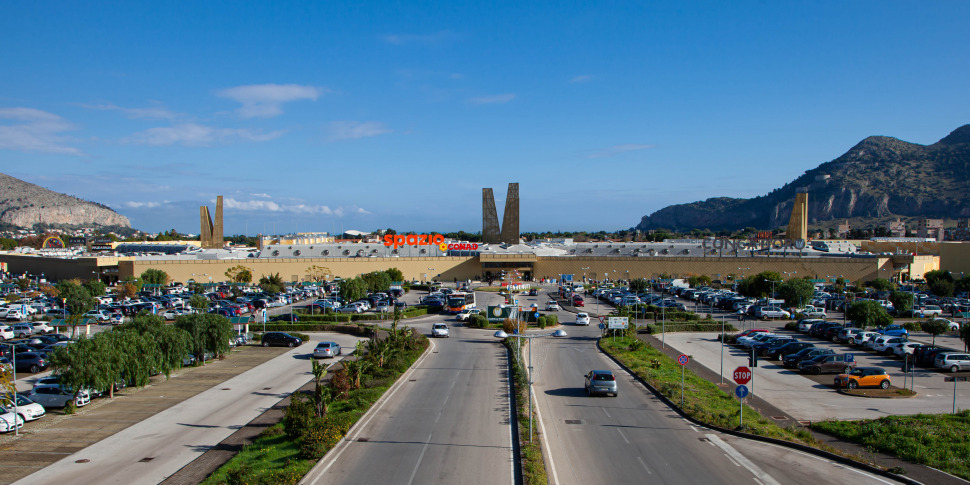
706,434 -> 781,485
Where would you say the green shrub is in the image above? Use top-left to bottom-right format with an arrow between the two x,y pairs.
643,322 -> 736,333
545,314 -> 558,326
283,394 -> 314,439
537,316 -> 547,329
784,322 -> 799,331
468,314 -> 488,328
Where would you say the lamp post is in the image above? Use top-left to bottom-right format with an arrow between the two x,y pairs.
493,328 -> 567,442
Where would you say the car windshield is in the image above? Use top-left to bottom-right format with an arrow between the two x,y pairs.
434,324 -> 447,329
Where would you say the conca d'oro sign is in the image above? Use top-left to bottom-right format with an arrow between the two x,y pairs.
702,237 -> 807,252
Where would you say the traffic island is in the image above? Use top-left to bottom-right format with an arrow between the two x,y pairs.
837,388 -> 918,398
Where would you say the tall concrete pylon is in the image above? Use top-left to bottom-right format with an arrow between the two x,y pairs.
199,196 -> 225,249
482,183 -> 520,244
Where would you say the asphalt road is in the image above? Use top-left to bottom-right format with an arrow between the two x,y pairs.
14,332 -> 365,485
301,325 -> 514,485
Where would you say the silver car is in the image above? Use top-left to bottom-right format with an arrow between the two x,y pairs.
432,323 -> 450,338
585,370 -> 618,397
313,341 -> 341,359
934,352 -> 970,373
27,384 -> 91,408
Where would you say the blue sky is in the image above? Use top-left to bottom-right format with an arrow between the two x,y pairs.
1,1 -> 968,235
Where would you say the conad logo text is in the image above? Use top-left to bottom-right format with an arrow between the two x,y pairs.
441,243 -> 479,251
383,234 -> 446,249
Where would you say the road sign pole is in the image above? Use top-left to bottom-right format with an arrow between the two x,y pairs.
681,364 -> 685,407
955,377 -> 958,414
720,316 -> 724,384
740,395 -> 744,428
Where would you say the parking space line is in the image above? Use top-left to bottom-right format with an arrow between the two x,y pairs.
616,428 -> 630,444
637,456 -> 653,475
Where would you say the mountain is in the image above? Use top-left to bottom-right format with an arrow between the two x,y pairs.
0,173 -> 131,230
636,125 -> 970,232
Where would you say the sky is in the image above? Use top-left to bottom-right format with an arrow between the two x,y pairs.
1,1 -> 968,236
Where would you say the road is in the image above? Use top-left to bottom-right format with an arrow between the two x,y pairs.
301,325 -> 515,485
14,333 -> 365,485
528,322 -> 901,484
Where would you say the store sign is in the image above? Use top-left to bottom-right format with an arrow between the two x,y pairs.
703,237 -> 807,252
91,244 -> 113,251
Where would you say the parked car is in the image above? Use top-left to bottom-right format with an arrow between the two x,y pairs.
927,318 -> 960,331
796,319 -> 823,333
934,352 -> 970,373
850,331 -> 879,346
10,324 -> 34,338
584,370 -> 618,397
336,305 -> 362,314
766,341 -> 815,360
0,409 -> 24,433
432,323 -> 450,338
783,347 -> 835,368
754,336 -> 798,356
528,288 -> 539,296
834,367 -> 891,389
891,342 -> 923,358
14,352 -> 49,373
312,341 -> 341,359
576,313 -> 590,326
269,314 -> 299,323
798,354 -> 856,375
83,310 -> 111,322
795,306 -> 826,318
876,324 -> 909,337
873,336 -> 909,355
757,307 -> 791,320
260,332 -> 303,348
0,325 -> 13,341
0,393 -> 46,422
27,384 -> 91,408
916,305 -> 944,318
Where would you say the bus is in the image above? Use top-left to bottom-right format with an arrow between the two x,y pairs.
446,292 -> 476,314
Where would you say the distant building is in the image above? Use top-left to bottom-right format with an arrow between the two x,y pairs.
837,220 -> 851,238
916,218 -> 944,242
948,219 -> 970,241
887,218 -> 906,238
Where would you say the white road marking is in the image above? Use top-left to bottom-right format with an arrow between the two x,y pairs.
406,432 -> 434,485
616,428 -> 630,444
706,434 -> 781,485
637,456 -> 653,475
535,395 -> 560,485
301,339 -> 437,484
602,408 -> 611,418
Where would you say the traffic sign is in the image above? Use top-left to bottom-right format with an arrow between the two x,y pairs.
598,323 -> 605,330
598,316 -> 607,324
608,317 -> 629,329
733,366 -> 752,385
677,354 -> 689,366
534,312 -> 540,319
735,385 -> 749,399
845,353 -> 854,363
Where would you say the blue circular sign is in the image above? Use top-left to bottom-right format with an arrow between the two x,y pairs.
677,354 -> 689,366
598,323 -> 605,329
735,385 -> 749,398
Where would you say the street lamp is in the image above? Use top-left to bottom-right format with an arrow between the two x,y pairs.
493,328 -> 567,442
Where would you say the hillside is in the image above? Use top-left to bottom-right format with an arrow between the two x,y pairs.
0,173 -> 131,229
636,125 -> 970,232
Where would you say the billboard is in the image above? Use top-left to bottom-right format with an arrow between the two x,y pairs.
486,306 -> 513,323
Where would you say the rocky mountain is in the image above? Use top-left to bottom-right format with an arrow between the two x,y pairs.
637,125 -> 970,232
0,173 -> 130,229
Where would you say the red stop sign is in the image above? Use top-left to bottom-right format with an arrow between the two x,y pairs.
733,366 -> 752,385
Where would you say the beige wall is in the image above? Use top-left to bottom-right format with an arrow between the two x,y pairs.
861,240 -> 941,256
531,256 -> 890,284
940,242 -> 970,276
118,257 -> 483,284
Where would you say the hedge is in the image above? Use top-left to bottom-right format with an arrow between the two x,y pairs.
294,306 -> 433,322
642,322 -> 736,334
255,324 -> 375,336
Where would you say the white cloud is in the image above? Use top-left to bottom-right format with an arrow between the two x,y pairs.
0,107 -> 82,155
356,207 -> 371,214
127,123 -> 284,146
81,102 -> 178,120
249,192 -> 272,198
382,30 -> 457,45
570,75 -> 593,84
587,144 -> 656,159
217,84 -> 323,118
326,121 -> 392,141
468,93 -> 516,105
223,198 -> 369,217
124,200 -> 165,208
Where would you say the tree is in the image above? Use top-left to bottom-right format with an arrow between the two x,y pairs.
687,275 -> 712,288
83,279 -> 107,297
737,271 -> 782,298
224,265 -> 253,284
361,271 -> 392,293
117,314 -> 191,377
866,278 -> 895,292
258,273 -> 285,294
846,300 -> 892,330
961,324 -> 970,352
0,365 -> 13,407
174,313 -> 233,364
115,282 -> 139,300
385,267 -> 404,283
311,360 -> 334,417
15,278 -> 30,291
140,268 -> 169,286
777,278 -> 814,308
924,270 -> 955,297
189,294 -> 210,313
57,281 -> 96,336
339,277 -> 368,302
889,290 -> 914,317
920,319 -> 951,346
629,278 -> 649,293
304,265 -> 332,282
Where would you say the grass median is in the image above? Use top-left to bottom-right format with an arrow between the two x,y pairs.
599,335 -> 812,443
202,330 -> 429,485
811,411 -> 970,480
505,338 -> 548,485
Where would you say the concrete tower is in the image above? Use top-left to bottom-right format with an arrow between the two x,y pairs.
500,183 -> 520,244
787,191 -> 808,241
199,196 -> 225,249
482,188 -> 501,244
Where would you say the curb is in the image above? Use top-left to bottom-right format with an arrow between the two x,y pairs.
596,339 -> 922,485
836,389 -> 918,399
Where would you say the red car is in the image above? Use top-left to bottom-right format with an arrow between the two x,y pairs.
572,296 -> 585,307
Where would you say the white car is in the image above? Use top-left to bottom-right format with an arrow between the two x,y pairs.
928,318 -> 960,331
892,342 -> 922,357
1,393 -> 46,422
0,409 -> 24,433
917,306 -> 943,318
31,322 -> 54,334
758,308 -> 791,320
795,306 -> 826,319
4,309 -> 26,321
736,331 -> 770,347
83,310 -> 111,322
873,336 -> 908,354
797,319 -> 822,332
432,323 -> 450,338
576,312 -> 590,326
545,301 -> 561,311
27,384 -> 91,409
0,325 -> 13,341
850,331 -> 879,346
456,309 -> 481,321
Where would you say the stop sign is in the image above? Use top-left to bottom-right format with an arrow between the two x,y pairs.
733,366 -> 752,385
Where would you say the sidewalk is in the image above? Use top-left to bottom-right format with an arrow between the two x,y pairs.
0,346 -> 291,484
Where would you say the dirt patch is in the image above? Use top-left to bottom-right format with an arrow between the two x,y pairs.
837,388 -> 917,398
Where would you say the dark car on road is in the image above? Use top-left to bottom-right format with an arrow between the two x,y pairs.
260,332 -> 303,348
766,341 -> 815,360
269,314 -> 299,323
798,354 -> 855,375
